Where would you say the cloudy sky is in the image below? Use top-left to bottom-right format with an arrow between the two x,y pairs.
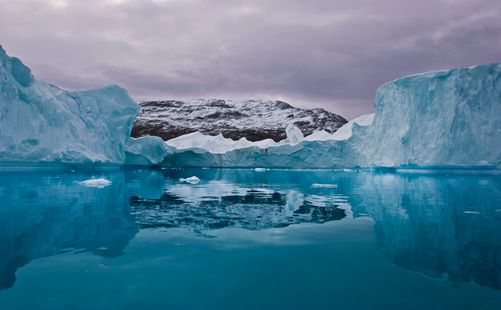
1,0 -> 500,118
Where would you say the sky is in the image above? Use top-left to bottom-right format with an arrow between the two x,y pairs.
1,0 -> 500,119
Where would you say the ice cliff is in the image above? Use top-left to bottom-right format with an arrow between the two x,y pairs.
0,46 -> 139,164
353,64 -> 501,168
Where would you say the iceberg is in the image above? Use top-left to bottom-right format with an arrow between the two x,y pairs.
352,64 -> 501,168
163,64 -> 501,169
78,178 -> 112,188
2,45 -> 499,169
179,176 -> 201,184
0,46 -> 138,165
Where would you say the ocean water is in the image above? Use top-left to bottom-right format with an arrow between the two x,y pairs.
0,168 -> 500,310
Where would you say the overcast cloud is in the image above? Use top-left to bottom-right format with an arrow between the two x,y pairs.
1,0 -> 500,118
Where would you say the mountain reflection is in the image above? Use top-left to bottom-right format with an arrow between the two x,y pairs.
129,181 -> 347,231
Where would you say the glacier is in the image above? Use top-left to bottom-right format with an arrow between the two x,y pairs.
0,46 -> 138,165
162,64 -> 501,169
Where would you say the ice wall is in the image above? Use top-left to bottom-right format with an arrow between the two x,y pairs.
0,46 -> 139,164
355,64 -> 501,168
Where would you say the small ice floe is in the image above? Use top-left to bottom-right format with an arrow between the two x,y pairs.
496,209 -> 501,212
464,211 -> 480,215
179,176 -> 201,184
311,183 -> 338,188
78,178 -> 112,188
254,168 -> 266,172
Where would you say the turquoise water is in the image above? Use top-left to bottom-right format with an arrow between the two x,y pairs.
0,168 -> 501,309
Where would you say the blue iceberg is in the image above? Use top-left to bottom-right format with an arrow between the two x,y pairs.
0,46 -> 138,165
164,64 -> 501,169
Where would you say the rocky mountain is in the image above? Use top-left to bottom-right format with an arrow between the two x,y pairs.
131,99 -> 348,142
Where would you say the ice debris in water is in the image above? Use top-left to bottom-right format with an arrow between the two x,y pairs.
464,211 -> 480,215
254,168 -> 266,172
179,176 -> 201,184
78,178 -> 112,188
311,183 -> 338,188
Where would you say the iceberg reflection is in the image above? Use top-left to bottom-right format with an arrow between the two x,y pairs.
1,168 -> 501,292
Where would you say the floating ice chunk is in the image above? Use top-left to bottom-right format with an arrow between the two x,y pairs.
78,178 -> 112,188
179,176 -> 201,184
285,124 -> 304,145
464,211 -> 480,215
311,183 -> 338,188
254,168 -> 266,172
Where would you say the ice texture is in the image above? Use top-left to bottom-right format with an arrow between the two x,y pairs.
125,135 -> 170,165
163,64 -> 501,169
0,46 -> 138,164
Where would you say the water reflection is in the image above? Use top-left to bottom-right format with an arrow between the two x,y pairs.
0,172 -> 138,291
130,181 -> 347,232
0,168 -> 500,292
352,173 -> 501,290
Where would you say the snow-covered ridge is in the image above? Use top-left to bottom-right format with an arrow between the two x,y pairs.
131,99 -> 348,142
